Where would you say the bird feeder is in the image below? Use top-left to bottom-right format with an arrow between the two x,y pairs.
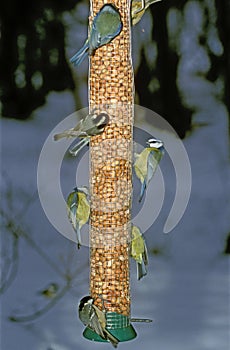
83,0 -> 136,343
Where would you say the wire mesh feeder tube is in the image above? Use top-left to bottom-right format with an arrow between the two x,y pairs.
84,0 -> 136,343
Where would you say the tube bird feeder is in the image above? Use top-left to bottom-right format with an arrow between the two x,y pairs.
84,0 -> 136,343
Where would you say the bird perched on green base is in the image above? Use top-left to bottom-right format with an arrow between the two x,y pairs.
70,4 -> 123,66
78,296 -> 119,348
131,225 -> 148,280
131,0 -> 162,25
66,187 -> 90,249
134,137 -> 164,202
54,110 -> 109,141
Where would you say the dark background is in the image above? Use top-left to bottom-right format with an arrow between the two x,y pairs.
0,0 -> 229,137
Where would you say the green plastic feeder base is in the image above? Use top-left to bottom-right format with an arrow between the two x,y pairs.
83,312 -> 137,343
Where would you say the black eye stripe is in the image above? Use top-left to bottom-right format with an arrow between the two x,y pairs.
79,296 -> 92,310
97,123 -> 107,129
94,113 -> 109,125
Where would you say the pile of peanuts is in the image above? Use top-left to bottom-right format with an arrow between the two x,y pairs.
89,0 -> 133,319
90,243 -> 130,316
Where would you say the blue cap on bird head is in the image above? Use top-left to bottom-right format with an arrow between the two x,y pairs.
72,186 -> 89,196
78,186 -> 89,196
147,138 -> 164,149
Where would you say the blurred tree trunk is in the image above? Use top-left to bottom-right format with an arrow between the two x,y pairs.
135,0 -> 191,139
135,0 -> 229,139
0,0 -> 76,119
214,0 -> 230,115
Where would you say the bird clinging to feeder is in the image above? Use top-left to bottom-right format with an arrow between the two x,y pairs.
79,295 -> 119,348
70,4 -> 123,66
66,187 -> 90,249
134,137 -> 164,202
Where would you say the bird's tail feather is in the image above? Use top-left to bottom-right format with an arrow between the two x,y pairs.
139,181 -> 146,203
70,41 -> 89,66
69,138 -> 89,156
75,226 -> 82,249
53,132 -> 69,141
54,129 -> 80,141
137,261 -> 147,280
104,329 -> 119,348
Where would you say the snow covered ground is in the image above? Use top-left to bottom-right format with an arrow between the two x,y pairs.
1,1 -> 230,349
1,86 -> 229,350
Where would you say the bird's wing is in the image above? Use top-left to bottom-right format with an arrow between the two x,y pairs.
138,179 -> 147,202
134,149 -> 149,183
90,305 -> 106,339
142,236 -> 149,266
77,191 -> 90,229
69,138 -> 89,156
92,305 -> 118,347
137,260 -> 147,280
67,192 -> 78,230
72,118 -> 84,132
53,127 -> 80,140
70,39 -> 89,66
89,22 -> 102,53
146,149 -> 162,184
104,328 -> 119,348
131,226 -> 145,263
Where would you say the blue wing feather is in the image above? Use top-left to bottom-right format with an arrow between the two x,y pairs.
70,40 -> 89,66
139,179 -> 147,203
89,22 -> 101,54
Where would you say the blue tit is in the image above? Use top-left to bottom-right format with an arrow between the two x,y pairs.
66,187 -> 90,249
53,111 -> 109,143
39,283 -> 59,298
131,0 -> 162,25
70,4 -> 123,66
134,137 -> 164,202
78,296 -> 119,348
131,225 -> 148,280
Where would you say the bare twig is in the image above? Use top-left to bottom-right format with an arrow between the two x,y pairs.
9,282 -> 71,323
1,171 -> 88,322
0,232 -> 19,294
